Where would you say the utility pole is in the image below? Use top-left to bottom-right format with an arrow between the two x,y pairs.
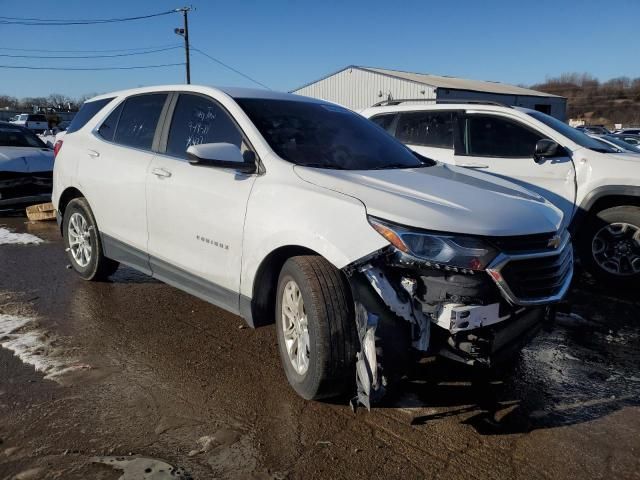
175,6 -> 192,84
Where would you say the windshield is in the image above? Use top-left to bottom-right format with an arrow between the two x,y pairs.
236,98 -> 431,170
527,111 -> 617,153
0,126 -> 47,148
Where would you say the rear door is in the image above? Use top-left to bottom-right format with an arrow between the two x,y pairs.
453,112 -> 577,223
145,92 -> 258,311
78,93 -> 169,272
394,110 -> 457,164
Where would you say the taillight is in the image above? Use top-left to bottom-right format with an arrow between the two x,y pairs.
54,140 -> 63,158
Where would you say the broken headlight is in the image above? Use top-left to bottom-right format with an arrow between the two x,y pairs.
368,217 -> 498,271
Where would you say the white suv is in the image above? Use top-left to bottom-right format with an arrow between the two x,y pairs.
361,101 -> 640,284
53,86 -> 572,407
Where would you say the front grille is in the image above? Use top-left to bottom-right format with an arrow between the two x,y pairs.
500,244 -> 573,300
490,231 -> 559,253
487,233 -> 573,305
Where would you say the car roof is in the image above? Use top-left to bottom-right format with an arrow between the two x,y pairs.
360,102 -> 538,116
85,84 -> 327,105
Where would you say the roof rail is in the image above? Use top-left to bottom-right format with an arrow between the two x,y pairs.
371,98 -> 513,108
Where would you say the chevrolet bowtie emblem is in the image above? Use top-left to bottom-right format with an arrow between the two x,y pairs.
547,235 -> 561,249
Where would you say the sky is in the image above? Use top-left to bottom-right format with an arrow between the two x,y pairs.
0,0 -> 639,99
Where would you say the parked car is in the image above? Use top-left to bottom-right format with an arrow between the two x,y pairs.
589,134 -> 640,154
576,125 -> 610,135
613,128 -> 640,135
360,100 -> 640,283
609,133 -> 640,147
10,113 -> 49,134
0,122 -> 54,207
53,86 -> 572,406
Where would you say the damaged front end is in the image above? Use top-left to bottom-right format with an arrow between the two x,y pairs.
0,170 -> 52,207
344,217 -> 573,409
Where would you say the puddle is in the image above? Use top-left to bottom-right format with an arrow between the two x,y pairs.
187,427 -> 273,478
0,227 -> 43,245
0,314 -> 91,382
93,456 -> 192,480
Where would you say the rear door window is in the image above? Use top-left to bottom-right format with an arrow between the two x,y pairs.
396,111 -> 454,148
66,97 -> 114,134
97,103 -> 124,142
464,115 -> 542,157
113,94 -> 167,150
165,93 -> 243,158
370,113 -> 397,134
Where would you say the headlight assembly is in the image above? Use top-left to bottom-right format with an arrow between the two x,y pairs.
368,216 -> 498,271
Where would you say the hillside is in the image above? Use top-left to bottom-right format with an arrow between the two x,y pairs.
531,73 -> 640,127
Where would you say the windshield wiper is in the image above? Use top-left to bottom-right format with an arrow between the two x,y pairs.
589,147 -> 616,154
297,162 -> 347,170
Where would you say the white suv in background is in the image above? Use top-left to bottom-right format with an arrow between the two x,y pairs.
361,101 -> 640,284
53,86 -> 571,407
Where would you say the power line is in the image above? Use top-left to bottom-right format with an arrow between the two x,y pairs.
191,47 -> 271,90
0,63 -> 184,71
0,9 -> 177,26
0,44 -> 182,53
0,46 -> 182,59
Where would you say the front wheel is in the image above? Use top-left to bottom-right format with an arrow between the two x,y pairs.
275,256 -> 357,400
578,206 -> 640,284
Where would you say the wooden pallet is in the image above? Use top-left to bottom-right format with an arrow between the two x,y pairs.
25,202 -> 56,221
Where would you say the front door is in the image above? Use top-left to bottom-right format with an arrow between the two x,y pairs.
145,93 -> 257,313
454,113 -> 577,224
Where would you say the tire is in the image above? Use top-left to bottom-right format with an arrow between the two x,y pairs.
63,197 -> 119,281
578,205 -> 640,284
275,256 -> 357,400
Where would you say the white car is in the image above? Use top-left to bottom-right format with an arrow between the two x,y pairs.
10,113 -> 49,134
53,86 -> 572,406
361,101 -> 640,284
0,122 -> 54,207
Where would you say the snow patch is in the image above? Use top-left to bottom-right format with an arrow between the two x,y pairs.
0,227 -> 43,245
0,314 -> 90,382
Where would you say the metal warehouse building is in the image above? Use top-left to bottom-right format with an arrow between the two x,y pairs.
292,66 -> 567,120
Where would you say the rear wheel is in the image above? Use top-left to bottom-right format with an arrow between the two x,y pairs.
578,206 -> 640,284
63,198 -> 119,281
275,256 -> 357,400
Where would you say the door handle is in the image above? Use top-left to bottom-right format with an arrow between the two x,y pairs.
87,149 -> 100,158
151,167 -> 172,178
458,163 -> 489,169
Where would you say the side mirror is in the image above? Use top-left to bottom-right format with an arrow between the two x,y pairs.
533,139 -> 560,163
186,142 -> 256,173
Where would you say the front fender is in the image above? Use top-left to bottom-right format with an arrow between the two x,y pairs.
240,179 -> 387,298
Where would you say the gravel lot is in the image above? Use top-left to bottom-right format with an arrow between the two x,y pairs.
0,216 -> 638,480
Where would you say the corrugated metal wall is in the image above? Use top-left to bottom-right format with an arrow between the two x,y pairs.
292,67 -> 436,111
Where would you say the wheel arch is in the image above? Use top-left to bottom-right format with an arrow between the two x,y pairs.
242,245 -> 325,328
57,186 -> 86,234
572,186 -> 640,234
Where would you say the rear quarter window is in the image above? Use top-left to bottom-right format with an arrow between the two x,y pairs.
66,97 -> 114,134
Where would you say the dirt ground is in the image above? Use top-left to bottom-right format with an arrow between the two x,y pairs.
0,216 -> 638,480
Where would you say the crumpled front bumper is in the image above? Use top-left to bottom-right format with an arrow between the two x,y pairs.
0,171 -> 52,207
343,244 -> 569,409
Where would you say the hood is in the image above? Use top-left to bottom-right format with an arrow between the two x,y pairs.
294,163 -> 563,237
0,147 -> 54,173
